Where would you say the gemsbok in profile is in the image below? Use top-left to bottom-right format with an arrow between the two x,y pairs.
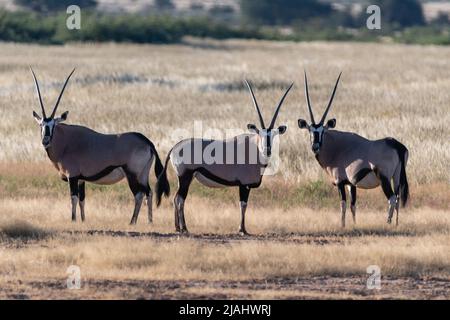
31,68 -> 168,224
297,72 -> 409,227
156,80 -> 293,234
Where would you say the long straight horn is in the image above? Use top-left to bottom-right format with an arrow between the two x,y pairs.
319,72 -> 342,125
304,71 -> 315,124
30,67 -> 46,118
268,82 -> 294,129
244,79 -> 265,129
50,68 -> 75,119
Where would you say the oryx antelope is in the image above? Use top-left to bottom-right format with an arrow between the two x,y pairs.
297,72 -> 409,227
155,81 -> 293,234
31,68 -> 168,224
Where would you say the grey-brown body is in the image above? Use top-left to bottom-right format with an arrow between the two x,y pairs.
31,68 -> 168,224
298,72 -> 409,227
170,135 -> 267,188
156,80 -> 293,234
316,131 -> 404,189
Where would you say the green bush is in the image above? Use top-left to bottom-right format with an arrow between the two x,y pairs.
15,0 -> 97,13
240,0 -> 332,26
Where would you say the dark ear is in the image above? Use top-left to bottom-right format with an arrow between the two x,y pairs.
33,111 -> 42,123
298,119 -> 308,129
247,124 -> 259,133
326,118 -> 336,129
277,125 -> 287,135
61,111 -> 69,121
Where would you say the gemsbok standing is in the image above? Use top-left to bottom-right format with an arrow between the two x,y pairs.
31,68 -> 168,224
297,72 -> 409,227
155,81 -> 293,234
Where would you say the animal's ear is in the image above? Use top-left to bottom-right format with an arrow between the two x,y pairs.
247,124 -> 259,133
56,111 -> 69,123
277,125 -> 287,135
33,111 -> 42,123
60,111 -> 69,121
326,118 -> 336,129
298,119 -> 309,129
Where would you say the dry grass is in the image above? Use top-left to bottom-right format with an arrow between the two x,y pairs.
0,40 -> 449,184
0,40 -> 449,299
0,195 -> 449,299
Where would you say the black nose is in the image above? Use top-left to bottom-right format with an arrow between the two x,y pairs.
312,144 -> 320,153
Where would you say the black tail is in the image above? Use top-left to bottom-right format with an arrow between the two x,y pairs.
155,148 -> 172,207
399,152 -> 409,207
386,138 -> 409,207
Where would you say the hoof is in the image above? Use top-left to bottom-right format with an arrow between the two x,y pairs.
387,218 -> 392,224
238,230 -> 249,236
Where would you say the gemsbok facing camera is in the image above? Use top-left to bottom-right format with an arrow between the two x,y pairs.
298,72 -> 409,227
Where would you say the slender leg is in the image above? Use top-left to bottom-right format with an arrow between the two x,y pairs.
69,178 -> 79,222
78,181 -> 86,222
147,187 -> 153,224
130,192 -> 145,225
350,185 -> 357,224
175,173 -> 193,233
337,182 -> 347,228
380,175 -> 396,224
395,194 -> 400,227
238,185 -> 250,235
173,195 -> 181,232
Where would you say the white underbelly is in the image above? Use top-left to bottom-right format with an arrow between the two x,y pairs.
194,172 -> 227,188
355,172 -> 380,189
90,168 -> 126,185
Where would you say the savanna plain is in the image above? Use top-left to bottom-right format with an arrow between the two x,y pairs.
0,39 -> 449,299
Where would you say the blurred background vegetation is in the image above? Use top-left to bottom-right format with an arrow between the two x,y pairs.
0,0 -> 449,44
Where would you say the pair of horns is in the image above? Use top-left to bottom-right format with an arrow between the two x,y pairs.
31,67 -> 75,119
245,80 -> 294,129
304,71 -> 342,125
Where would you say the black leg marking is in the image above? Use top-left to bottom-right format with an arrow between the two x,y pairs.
337,181 -> 347,202
78,181 -> 86,222
337,181 -> 347,228
69,178 -> 79,222
238,186 -> 251,235
79,182 -> 86,202
380,175 -> 394,200
350,185 -> 356,224
124,168 -> 150,225
175,172 -> 194,233
380,175 -> 396,224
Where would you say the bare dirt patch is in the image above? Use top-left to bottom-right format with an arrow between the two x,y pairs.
2,276 -> 449,300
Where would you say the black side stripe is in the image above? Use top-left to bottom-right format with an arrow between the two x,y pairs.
352,168 -> 373,185
76,165 -> 124,182
192,168 -> 262,189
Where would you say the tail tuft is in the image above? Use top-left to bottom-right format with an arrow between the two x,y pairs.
399,155 -> 409,207
155,149 -> 171,207
386,138 -> 409,207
